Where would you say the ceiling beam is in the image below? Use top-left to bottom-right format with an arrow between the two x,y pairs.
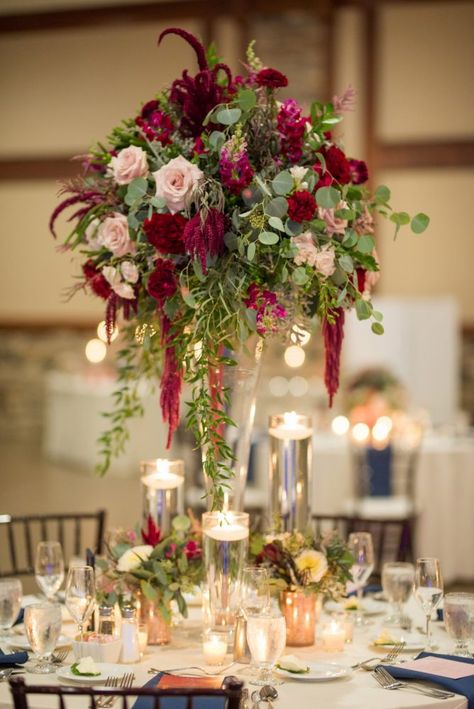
376,140 -> 474,170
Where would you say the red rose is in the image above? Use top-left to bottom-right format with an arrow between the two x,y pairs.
323,145 -> 351,184
144,213 -> 187,255
147,259 -> 177,306
287,190 -> 316,223
349,158 -> 369,185
82,260 -> 111,300
256,68 -> 288,89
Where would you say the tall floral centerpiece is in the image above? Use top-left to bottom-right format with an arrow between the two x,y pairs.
51,27 -> 428,511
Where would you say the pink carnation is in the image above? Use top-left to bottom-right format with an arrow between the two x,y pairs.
318,201 -> 349,236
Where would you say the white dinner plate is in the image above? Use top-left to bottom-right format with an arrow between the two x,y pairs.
275,661 -> 352,682
57,663 -> 129,684
370,634 -> 426,652
325,598 -> 385,616
9,634 -> 72,651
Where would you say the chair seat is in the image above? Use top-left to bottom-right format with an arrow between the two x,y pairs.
343,496 -> 415,520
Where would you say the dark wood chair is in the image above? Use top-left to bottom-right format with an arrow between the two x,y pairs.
0,510 -> 106,578
9,675 -> 244,709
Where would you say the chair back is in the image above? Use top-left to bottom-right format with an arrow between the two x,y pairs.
9,675 -> 244,709
0,510 -> 106,578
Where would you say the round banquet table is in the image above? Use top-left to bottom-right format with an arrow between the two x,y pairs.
1,597 -> 469,709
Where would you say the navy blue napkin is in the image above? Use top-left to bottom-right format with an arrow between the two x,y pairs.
0,649 -> 28,667
132,672 -> 226,709
386,652 -> 474,709
14,609 -> 24,626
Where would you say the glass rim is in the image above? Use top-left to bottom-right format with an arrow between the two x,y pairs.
25,601 -> 62,611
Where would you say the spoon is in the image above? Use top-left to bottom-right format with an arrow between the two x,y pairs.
260,685 -> 278,707
251,689 -> 261,708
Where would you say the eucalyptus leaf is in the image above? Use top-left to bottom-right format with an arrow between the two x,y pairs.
390,211 -> 410,226
292,267 -> 309,285
284,219 -> 303,236
245,308 -> 257,330
216,107 -> 242,125
371,322 -> 384,335
172,515 -> 191,532
237,88 -> 257,112
150,196 -> 166,209
258,231 -> 279,245
271,170 -> 293,196
268,216 -> 285,232
338,254 -> 354,273
357,234 -> 375,254
316,186 -> 340,208
411,212 -> 430,234
375,185 -> 391,203
140,580 -> 158,602
224,231 -> 238,250
266,197 -> 288,218
209,131 -> 226,150
247,241 -> 256,260
342,230 -> 358,248
355,299 -> 372,321
372,310 -> 383,322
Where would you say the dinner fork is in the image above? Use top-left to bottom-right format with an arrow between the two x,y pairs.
148,663 -> 237,676
373,665 -> 455,699
51,648 -> 69,664
351,641 -> 405,669
96,673 -> 135,709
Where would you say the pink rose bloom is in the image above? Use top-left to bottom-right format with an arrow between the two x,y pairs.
110,145 -> 149,185
153,155 -> 203,214
121,261 -> 139,283
318,200 -> 349,237
354,206 -> 375,236
291,231 -> 318,267
100,213 -> 135,257
102,265 -> 135,300
314,244 -> 336,278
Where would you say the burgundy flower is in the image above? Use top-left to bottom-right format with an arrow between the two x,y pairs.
147,259 -> 177,307
160,315 -> 182,449
287,190 -> 316,223
144,213 -> 187,255
219,145 -> 254,195
82,260 -> 111,300
323,145 -> 351,185
184,539 -> 202,560
135,99 -> 174,144
183,209 -> 225,274
255,68 -> 288,89
322,308 -> 345,407
193,136 -> 207,155
349,158 -> 369,185
141,515 -> 161,546
276,99 -> 306,164
165,542 -> 177,559
259,543 -> 282,564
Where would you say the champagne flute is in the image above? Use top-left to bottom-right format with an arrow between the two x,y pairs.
382,562 -> 415,627
0,578 -> 22,642
348,532 -> 374,626
414,557 -> 443,651
65,565 -> 95,645
35,541 -> 65,600
246,608 -> 286,686
241,566 -> 270,617
443,592 -> 474,658
24,602 -> 62,673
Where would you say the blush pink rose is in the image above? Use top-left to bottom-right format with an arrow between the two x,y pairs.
100,213 -> 135,257
102,265 -> 135,299
110,146 -> 148,185
121,261 -> 139,284
153,155 -> 203,214
291,231 -> 318,267
318,200 -> 349,236
314,244 -> 336,278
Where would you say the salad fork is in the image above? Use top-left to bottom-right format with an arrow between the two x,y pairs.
351,641 -> 405,669
373,665 -> 455,699
148,663 -> 237,676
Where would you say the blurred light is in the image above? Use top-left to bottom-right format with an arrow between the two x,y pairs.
288,376 -> 309,397
331,415 -> 350,436
284,345 -> 305,368
352,422 -> 370,443
269,376 -> 289,397
97,320 -> 118,343
85,338 -> 107,363
372,416 -> 393,442
290,325 -> 311,347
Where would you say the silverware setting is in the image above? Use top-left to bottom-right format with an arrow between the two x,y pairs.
96,672 -> 135,708
351,641 -> 406,670
259,684 -> 278,706
51,648 -> 69,665
148,663 -> 237,677
0,668 -> 25,682
373,665 -> 455,699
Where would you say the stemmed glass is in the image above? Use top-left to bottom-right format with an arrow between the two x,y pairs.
414,557 -> 443,651
241,567 -> 270,617
0,578 -> 23,643
65,565 -> 95,645
246,607 -> 286,686
443,592 -> 474,658
35,541 -> 65,601
348,532 -> 374,626
382,562 -> 415,627
24,602 -> 62,673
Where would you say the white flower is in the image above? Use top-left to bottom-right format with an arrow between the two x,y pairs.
102,265 -> 135,300
121,261 -> 139,283
110,146 -> 149,185
289,165 -> 308,186
314,244 -> 336,278
153,155 -> 203,214
295,549 -> 328,584
116,545 -> 153,572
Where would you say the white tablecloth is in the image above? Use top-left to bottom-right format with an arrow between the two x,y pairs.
1,599 -> 470,709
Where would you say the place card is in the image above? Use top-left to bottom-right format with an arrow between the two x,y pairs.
399,656 -> 474,679
157,675 -> 223,690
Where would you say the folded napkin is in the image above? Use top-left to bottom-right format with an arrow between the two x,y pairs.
386,652 -> 474,709
14,609 -> 24,626
132,672 -> 226,709
0,649 -> 28,668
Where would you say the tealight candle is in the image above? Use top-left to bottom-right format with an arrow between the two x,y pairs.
141,458 -> 185,490
331,611 -> 353,643
268,411 -> 313,441
321,620 -> 346,652
204,512 -> 249,541
203,633 -> 227,666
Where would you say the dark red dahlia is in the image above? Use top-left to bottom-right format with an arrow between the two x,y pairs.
147,259 -> 178,306
349,158 -> 369,185
82,260 -> 111,300
255,68 -> 288,89
144,213 -> 187,255
287,190 -> 316,223
323,145 -> 351,185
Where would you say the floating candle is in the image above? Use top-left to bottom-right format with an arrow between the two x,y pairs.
140,458 -> 184,490
269,411 -> 313,441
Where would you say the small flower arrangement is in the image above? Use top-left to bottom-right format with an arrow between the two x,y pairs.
96,515 -> 203,622
251,530 -> 353,599
51,28 -> 429,510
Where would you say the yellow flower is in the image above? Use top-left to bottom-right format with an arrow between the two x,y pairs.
295,550 -> 328,584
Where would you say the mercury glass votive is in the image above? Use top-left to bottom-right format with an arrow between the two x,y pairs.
140,458 -> 184,535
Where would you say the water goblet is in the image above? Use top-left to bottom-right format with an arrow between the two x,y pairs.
382,562 -> 415,627
24,602 -> 62,673
246,607 -> 286,686
443,592 -> 474,658
348,531 -> 374,626
0,578 -> 22,643
241,566 -> 270,617
414,557 -> 443,651
65,565 -> 95,645
35,541 -> 65,601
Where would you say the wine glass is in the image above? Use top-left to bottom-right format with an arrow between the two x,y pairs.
24,602 -> 62,674
65,565 -> 95,644
0,578 -> 23,643
348,532 -> 374,626
443,592 -> 474,657
246,607 -> 286,686
35,541 -> 65,600
241,566 -> 270,617
382,562 -> 415,627
414,557 -> 443,651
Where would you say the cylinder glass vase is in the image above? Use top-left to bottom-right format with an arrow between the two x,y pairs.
268,412 -> 313,533
280,590 -> 319,647
202,511 -> 249,647
140,458 -> 184,535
